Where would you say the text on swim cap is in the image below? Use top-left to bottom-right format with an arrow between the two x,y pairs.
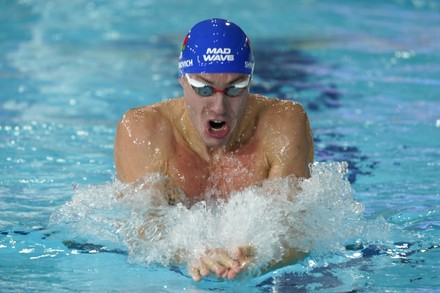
203,48 -> 234,62
179,59 -> 193,69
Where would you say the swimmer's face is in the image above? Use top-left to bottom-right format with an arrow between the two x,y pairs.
180,73 -> 250,148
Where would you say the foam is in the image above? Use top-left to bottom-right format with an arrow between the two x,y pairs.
50,162 -> 366,275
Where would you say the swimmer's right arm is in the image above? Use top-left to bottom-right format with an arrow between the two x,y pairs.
114,107 -> 170,183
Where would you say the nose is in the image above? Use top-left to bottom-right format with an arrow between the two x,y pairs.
209,92 -> 227,114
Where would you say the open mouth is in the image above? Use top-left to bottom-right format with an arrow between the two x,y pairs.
206,120 -> 229,138
209,120 -> 226,131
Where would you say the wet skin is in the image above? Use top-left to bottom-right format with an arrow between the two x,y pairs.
114,73 -> 314,281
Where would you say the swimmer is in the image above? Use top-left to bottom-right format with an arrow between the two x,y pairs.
114,18 -> 314,281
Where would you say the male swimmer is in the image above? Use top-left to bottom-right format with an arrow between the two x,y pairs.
114,18 -> 314,282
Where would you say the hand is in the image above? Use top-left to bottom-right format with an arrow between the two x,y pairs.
188,245 -> 255,282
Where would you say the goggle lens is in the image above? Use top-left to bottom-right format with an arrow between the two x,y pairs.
185,74 -> 250,97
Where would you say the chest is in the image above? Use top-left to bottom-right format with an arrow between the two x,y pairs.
166,144 -> 269,198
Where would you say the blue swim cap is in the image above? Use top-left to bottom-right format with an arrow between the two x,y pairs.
178,18 -> 254,77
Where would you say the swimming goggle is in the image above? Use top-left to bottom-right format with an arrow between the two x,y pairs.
185,74 -> 250,97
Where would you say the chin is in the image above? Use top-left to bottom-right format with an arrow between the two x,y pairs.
203,137 -> 229,149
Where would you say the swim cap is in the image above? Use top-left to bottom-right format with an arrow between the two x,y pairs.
178,18 -> 254,77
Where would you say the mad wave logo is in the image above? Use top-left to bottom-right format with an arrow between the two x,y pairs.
203,48 -> 234,62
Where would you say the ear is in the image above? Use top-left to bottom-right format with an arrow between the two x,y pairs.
179,76 -> 184,87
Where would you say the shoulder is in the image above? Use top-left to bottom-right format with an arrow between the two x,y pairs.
114,99 -> 183,161
250,95 -> 309,131
250,95 -> 314,178
114,99 -> 183,182
118,103 -> 166,130
116,99 -> 182,142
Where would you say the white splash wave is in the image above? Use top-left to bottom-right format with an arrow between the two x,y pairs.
50,162 -> 366,273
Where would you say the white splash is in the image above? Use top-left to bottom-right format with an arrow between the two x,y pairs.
50,162 -> 366,274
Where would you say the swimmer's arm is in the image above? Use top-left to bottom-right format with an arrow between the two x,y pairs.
261,246 -> 308,274
266,102 -> 314,179
114,107 -> 170,183
233,244 -> 307,276
233,244 -> 308,276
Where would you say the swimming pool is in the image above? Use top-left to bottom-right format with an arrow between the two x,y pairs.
1,0 -> 439,291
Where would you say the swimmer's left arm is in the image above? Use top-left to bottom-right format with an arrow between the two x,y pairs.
262,245 -> 309,274
266,102 -> 314,179
261,102 -> 312,270
228,245 -> 307,276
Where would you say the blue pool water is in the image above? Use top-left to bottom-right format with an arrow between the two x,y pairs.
1,0 -> 439,292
